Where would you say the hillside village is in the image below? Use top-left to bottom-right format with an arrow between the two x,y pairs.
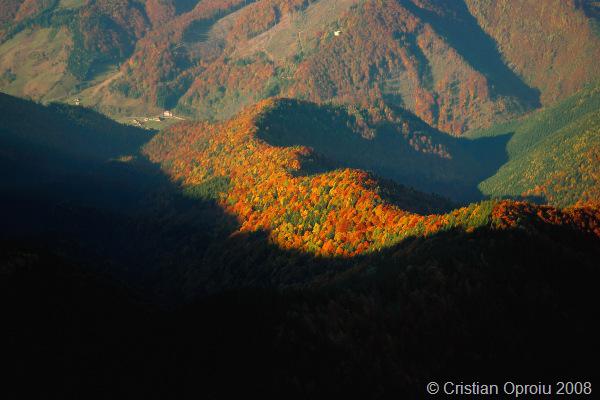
72,96 -> 185,130
131,110 -> 186,128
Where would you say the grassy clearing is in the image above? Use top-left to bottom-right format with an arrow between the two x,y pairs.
0,27 -> 75,102
57,0 -> 85,10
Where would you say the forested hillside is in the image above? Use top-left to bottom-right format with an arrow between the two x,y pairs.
144,97 -> 600,257
2,93 -> 600,398
2,0 -> 600,134
3,2 -> 600,397
469,83 -> 600,206
465,0 -> 600,105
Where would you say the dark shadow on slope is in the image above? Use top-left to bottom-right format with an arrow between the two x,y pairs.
183,19 -> 215,43
575,0 -> 600,33
295,150 -> 455,214
0,93 -> 150,162
0,93 -> 239,302
175,0 -> 203,15
182,0 -> 259,44
256,99 -> 512,205
401,0 -> 541,108
4,212 -> 599,399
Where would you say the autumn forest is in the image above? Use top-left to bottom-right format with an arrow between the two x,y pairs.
1,1 -> 600,398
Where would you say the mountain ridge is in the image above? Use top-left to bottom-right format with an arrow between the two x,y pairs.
144,97 -> 600,257
2,85 -> 600,398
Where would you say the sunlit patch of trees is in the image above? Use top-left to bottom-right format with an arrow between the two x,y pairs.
145,99 -> 600,257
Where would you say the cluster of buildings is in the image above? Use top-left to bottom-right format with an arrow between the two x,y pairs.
131,110 -> 177,127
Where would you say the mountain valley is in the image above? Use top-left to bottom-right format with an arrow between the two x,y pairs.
2,1 -> 600,398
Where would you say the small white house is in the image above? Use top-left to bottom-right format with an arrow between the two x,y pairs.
163,110 -> 174,118
334,30 -> 341,37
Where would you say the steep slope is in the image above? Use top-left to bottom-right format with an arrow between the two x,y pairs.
465,0 -> 600,105
70,0 -> 600,133
102,0 -> 250,113
252,98 -> 515,202
468,83 -> 600,206
280,0 -> 533,134
127,0 -> 536,134
0,92 -> 147,166
5,0 -> 599,135
0,0 -> 153,105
